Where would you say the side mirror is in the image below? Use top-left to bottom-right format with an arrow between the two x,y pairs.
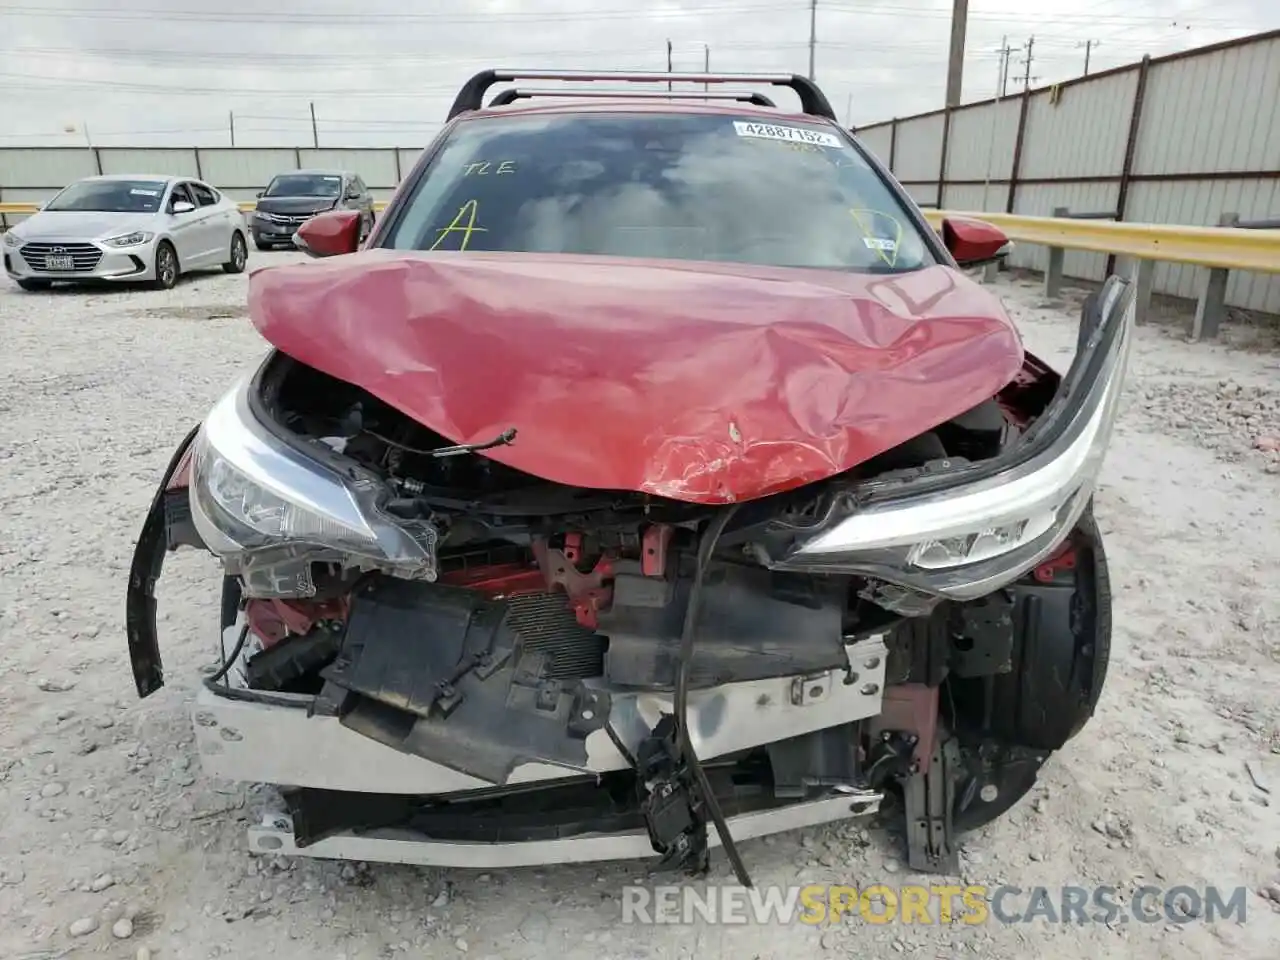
941,217 -> 1009,268
256,190 -> 265,198
295,209 -> 362,258
171,201 -> 196,214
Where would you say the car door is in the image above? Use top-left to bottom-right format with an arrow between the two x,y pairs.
357,176 -> 374,221
348,175 -> 374,238
166,183 -> 204,266
188,181 -> 231,265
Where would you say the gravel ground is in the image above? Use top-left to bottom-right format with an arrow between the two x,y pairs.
1,256 -> 1279,960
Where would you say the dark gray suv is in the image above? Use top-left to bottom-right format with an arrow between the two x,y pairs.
251,169 -> 375,250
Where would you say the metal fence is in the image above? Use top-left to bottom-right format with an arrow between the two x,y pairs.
853,29 -> 1280,314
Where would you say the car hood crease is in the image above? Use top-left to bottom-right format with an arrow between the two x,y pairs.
248,250 -> 1024,504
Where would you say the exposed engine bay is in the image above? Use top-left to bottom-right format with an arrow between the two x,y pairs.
131,348 -> 1107,878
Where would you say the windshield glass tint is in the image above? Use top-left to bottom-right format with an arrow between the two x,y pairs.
265,174 -> 342,197
384,113 -> 933,272
46,179 -> 167,213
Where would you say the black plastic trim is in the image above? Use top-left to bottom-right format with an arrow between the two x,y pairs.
125,423 -> 201,698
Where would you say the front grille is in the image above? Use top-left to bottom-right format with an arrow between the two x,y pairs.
20,242 -> 102,273
262,213 -> 312,226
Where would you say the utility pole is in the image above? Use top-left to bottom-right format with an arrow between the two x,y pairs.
704,43 -> 710,92
229,111 -> 235,147
808,0 -> 817,81
667,39 -> 673,91
945,0 -> 969,107
1015,35 -> 1038,90
996,36 -> 1015,97
1078,39 -> 1100,75
309,102 -> 318,148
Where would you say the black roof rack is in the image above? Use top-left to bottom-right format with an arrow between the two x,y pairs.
486,88 -> 778,108
449,70 -> 836,122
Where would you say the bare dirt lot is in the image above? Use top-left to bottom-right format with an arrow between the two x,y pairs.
1,254 -> 1278,960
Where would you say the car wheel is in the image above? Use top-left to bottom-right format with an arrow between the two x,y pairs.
152,241 -> 179,290
16,278 -> 53,292
223,231 -> 248,274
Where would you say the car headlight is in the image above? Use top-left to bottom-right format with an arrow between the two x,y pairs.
761,276 -> 1135,602
104,231 -> 154,247
2,231 -> 22,248
189,376 -> 440,598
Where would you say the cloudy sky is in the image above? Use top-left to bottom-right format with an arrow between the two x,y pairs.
0,0 -> 1274,147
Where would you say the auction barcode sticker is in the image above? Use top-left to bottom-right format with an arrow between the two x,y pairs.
732,121 -> 842,148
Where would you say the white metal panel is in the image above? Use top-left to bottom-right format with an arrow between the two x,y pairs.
1019,69 -> 1139,179
945,99 -> 1020,182
1125,178 -> 1280,314
0,149 -> 98,188
98,148 -> 199,177
1134,37 -> 1280,176
855,124 -> 893,166
199,149 -> 300,190
397,148 -> 424,181
943,183 -> 1007,214
1010,181 -> 1120,282
892,112 -> 945,182
299,149 -> 400,187
904,182 -> 940,207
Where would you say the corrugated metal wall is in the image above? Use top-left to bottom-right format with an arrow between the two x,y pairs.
852,30 -> 1280,312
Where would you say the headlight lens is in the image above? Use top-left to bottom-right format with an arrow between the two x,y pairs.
189,377 -> 440,598
2,231 -> 21,248
197,445 -> 379,551
104,231 -> 154,247
770,279 -> 1135,601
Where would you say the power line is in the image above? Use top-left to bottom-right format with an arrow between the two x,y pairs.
0,2 -> 801,24
1,2 -> 1252,27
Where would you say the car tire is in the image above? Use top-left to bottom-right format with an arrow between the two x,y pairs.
16,278 -> 53,292
223,231 -> 248,274
152,241 -> 179,290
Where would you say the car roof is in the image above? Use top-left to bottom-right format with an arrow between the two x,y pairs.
281,168 -> 349,176
78,174 -> 175,183
464,99 -> 831,126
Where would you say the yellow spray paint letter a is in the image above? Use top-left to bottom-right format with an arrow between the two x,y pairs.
430,199 -> 487,251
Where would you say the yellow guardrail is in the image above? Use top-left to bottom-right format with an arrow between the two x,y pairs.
921,209 -> 1280,274
4,202 -> 1277,274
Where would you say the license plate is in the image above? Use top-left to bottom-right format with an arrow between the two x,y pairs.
46,255 -> 74,270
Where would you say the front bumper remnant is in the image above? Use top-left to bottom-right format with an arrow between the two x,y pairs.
194,621 -> 890,792
247,791 -> 882,868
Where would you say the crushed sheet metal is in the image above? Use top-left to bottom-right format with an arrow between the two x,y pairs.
249,250 -> 1023,504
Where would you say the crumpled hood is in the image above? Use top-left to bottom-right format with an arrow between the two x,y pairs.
249,250 -> 1024,504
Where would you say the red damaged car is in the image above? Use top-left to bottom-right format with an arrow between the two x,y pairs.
127,70 -> 1134,881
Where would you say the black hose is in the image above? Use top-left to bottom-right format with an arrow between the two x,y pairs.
208,624 -> 250,686
673,503 -> 753,888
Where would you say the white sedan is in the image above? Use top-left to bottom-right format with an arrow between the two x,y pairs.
2,174 -> 249,291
